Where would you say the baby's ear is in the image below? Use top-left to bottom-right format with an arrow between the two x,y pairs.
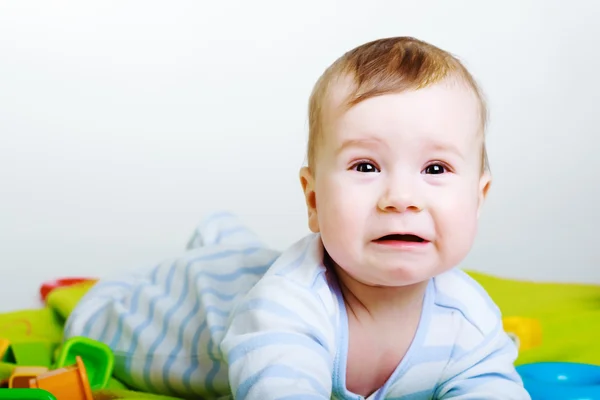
299,167 -> 320,233
477,171 -> 492,218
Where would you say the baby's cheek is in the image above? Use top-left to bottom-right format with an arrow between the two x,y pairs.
443,206 -> 480,262
318,194 -> 353,243
320,207 -> 363,269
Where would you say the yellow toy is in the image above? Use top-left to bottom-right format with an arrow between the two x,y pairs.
503,316 -> 542,352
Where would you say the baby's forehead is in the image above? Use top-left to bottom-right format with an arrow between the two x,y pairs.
327,73 -> 479,111
322,78 -> 483,141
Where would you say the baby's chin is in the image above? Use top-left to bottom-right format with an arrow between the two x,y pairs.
340,265 -> 436,289
325,251 -> 448,288
359,276 -> 431,289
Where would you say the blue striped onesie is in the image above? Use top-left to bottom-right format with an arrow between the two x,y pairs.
64,212 -> 530,399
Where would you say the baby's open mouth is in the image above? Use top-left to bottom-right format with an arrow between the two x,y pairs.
375,234 -> 426,243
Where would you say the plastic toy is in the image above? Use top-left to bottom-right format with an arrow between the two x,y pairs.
0,339 -> 9,362
1,341 -> 54,367
9,367 -> 48,388
54,336 -> 113,390
517,361 -> 600,399
502,316 -> 542,351
39,277 -> 96,302
28,355 -> 93,400
0,388 -> 57,399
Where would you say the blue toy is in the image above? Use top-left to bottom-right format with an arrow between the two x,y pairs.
517,362 -> 600,399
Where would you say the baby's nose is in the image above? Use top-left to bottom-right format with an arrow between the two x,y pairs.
377,180 -> 423,213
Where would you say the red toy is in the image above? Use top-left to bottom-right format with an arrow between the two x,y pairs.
39,278 -> 97,302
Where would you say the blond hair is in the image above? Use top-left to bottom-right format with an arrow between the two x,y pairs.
307,36 -> 489,172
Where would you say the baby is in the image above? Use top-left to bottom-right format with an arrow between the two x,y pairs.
65,37 -> 530,399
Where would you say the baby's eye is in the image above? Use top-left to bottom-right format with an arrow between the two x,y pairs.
423,163 -> 447,174
353,162 -> 380,173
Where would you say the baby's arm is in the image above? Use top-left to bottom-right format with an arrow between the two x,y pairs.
219,274 -> 335,399
434,323 -> 530,399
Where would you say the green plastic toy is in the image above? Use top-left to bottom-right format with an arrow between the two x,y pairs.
2,341 -> 54,367
0,389 -> 57,399
54,336 -> 114,390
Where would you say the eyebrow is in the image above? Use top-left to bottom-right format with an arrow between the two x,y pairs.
336,137 -> 466,160
335,137 -> 384,156
426,141 -> 466,160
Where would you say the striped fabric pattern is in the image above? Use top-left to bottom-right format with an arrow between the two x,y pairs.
64,212 -> 530,399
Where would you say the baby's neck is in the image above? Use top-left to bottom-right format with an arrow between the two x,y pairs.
333,265 -> 428,398
331,264 -> 429,322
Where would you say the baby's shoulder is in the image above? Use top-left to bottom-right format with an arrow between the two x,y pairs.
431,269 -> 502,337
237,233 -> 338,318
263,233 -> 329,288
223,234 -> 339,349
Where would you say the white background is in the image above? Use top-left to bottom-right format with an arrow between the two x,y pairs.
1,1 -> 598,312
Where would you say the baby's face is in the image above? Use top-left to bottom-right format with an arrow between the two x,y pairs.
301,78 -> 491,287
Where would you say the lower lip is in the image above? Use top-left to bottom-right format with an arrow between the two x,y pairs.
372,240 -> 431,250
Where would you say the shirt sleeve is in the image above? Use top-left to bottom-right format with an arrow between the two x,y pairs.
219,274 -> 335,400
434,324 -> 531,399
